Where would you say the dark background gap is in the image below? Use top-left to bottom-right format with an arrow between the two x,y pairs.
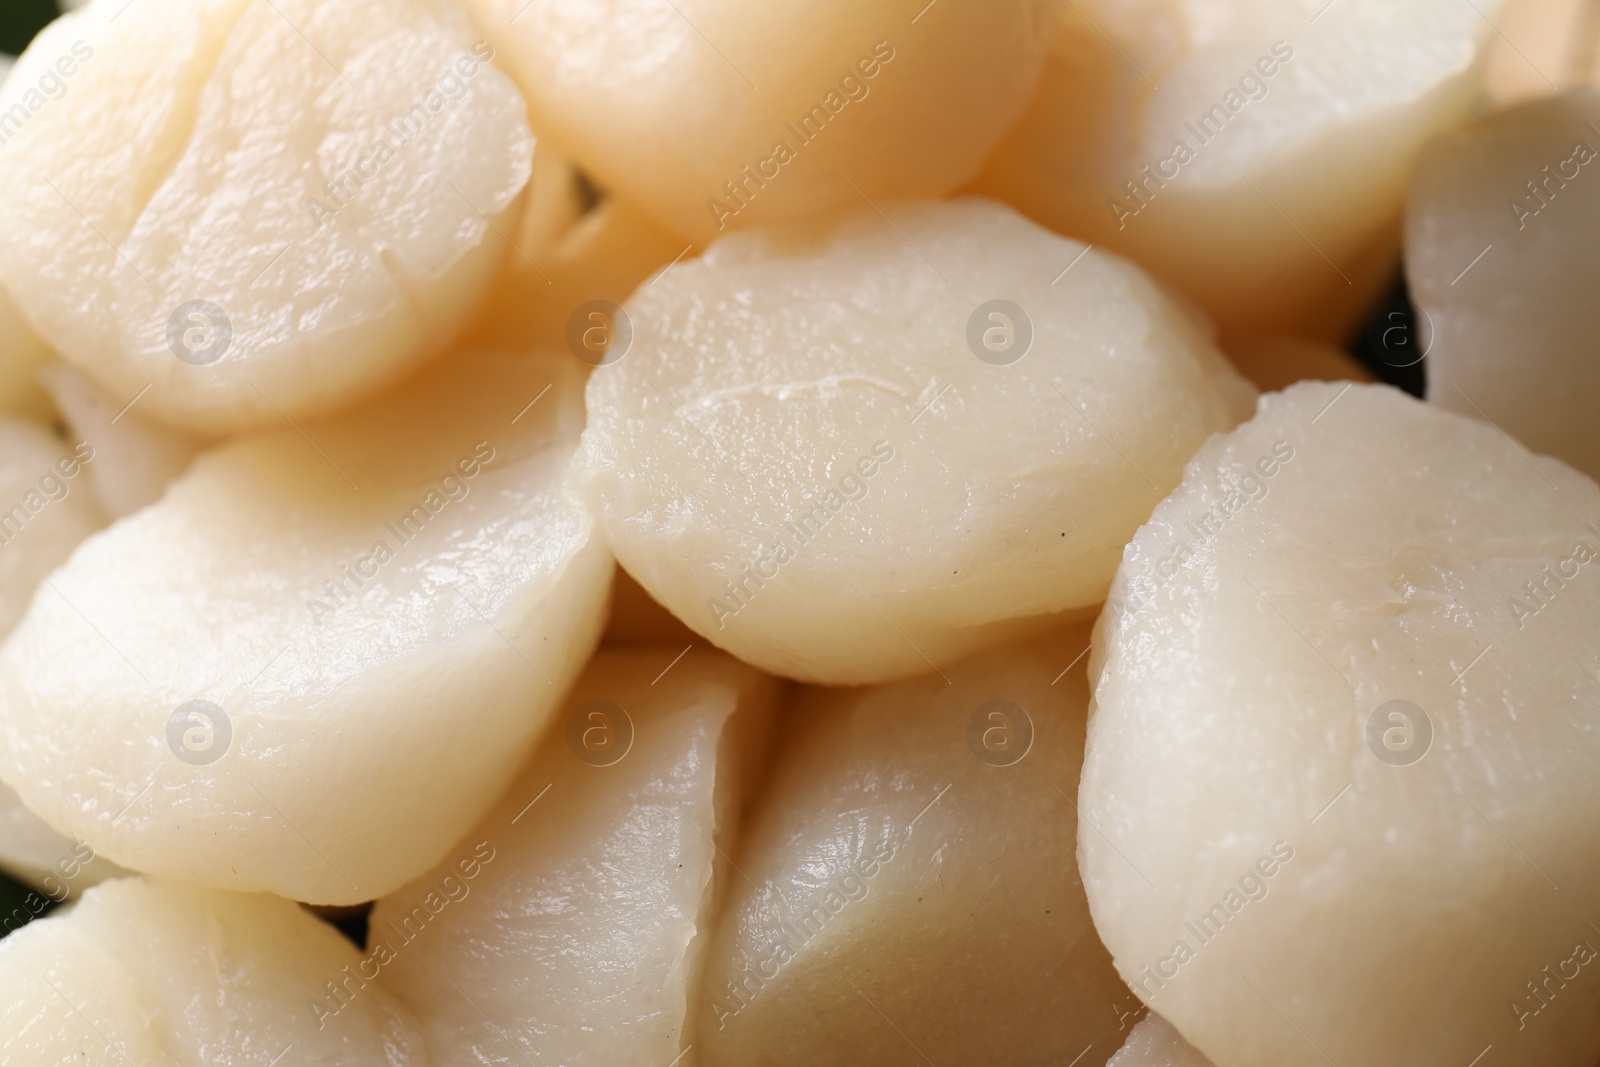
0,0 -> 57,56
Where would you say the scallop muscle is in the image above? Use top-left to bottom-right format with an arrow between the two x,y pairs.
0,350 -> 611,904
0,0 -> 534,433
1084,383 -> 1600,1066
580,198 -> 1254,685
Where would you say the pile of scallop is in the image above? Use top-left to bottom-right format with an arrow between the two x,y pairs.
1,0 -> 1598,1064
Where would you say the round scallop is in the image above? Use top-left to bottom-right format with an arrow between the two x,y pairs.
579,198 -> 1255,685
698,627 -> 1130,1067
0,350 -> 612,905
372,648 -> 778,1067
979,0 -> 1499,338
1409,89 -> 1600,481
1084,383 -> 1600,1066
464,0 -> 1056,241
0,0 -> 534,434
0,877 -> 429,1065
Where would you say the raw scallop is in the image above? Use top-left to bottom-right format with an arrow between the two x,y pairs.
979,0 -> 1499,337
0,350 -> 612,904
1409,89 -> 1600,480
372,648 -> 778,1066
1084,382 -> 1600,1066
698,628 -> 1131,1067
463,0 -> 1056,241
580,198 -> 1254,684
0,0 -> 533,433
0,877 -> 428,1065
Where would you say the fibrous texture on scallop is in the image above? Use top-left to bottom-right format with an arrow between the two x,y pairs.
463,0 -> 1056,241
1409,89 -> 1600,481
0,350 -> 612,904
979,0 -> 1499,337
1108,1013 -> 1216,1067
372,648 -> 778,1066
0,0 -> 534,434
40,362 -> 207,518
0,878 -> 429,1065
580,198 -> 1254,685
697,628 -> 1131,1067
1084,382 -> 1600,1066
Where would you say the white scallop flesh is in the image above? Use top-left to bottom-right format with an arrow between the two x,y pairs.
462,0 -> 1056,241
697,628 -> 1132,1067
580,198 -> 1254,685
0,0 -> 533,434
0,877 -> 429,1065
1084,382 -> 1600,1066
0,350 -> 612,905
371,648 -> 778,1067
1410,89 -> 1600,482
979,0 -> 1498,337
39,361 -> 207,518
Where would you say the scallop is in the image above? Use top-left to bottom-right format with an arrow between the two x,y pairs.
697,627 -> 1132,1067
371,647 -> 779,1066
0,0 -> 534,434
1409,89 -> 1600,481
462,0 -> 1057,241
0,877 -> 429,1065
0,350 -> 612,904
579,198 -> 1254,684
979,0 -> 1499,338
1084,382 -> 1600,1066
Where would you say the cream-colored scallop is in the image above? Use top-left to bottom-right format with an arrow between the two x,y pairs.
372,648 -> 777,1066
464,0 -> 1056,242
0,878 -> 429,1065
579,198 -> 1254,684
0,0 -> 533,435
1108,1014 -> 1216,1067
1409,89 -> 1600,482
39,362 -> 207,518
1084,383 -> 1600,1066
0,350 -> 612,905
979,0 -> 1499,338
698,628 -> 1131,1067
